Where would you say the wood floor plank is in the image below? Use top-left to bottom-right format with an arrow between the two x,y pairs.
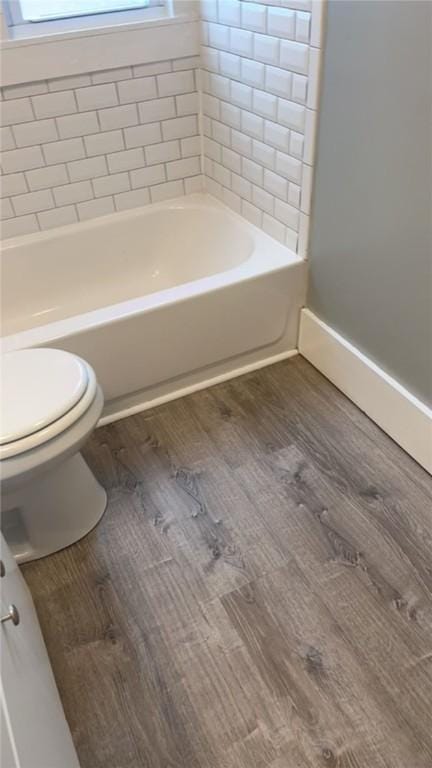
21,356 -> 432,768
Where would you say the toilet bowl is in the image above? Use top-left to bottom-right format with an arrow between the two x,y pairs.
0,348 -> 107,563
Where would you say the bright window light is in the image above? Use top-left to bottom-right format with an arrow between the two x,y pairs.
16,0 -> 151,23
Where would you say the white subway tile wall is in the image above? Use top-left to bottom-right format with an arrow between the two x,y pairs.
1,2 -> 325,254
1,57 -> 202,238
200,0 -> 324,254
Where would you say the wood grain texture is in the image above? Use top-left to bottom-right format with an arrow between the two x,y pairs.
22,356 -> 432,768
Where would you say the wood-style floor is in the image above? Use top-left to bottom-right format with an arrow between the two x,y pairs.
22,356 -> 432,768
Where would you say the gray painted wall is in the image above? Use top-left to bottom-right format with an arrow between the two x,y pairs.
307,0 -> 432,405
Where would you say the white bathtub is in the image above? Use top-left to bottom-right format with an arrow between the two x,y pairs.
1,194 -> 306,420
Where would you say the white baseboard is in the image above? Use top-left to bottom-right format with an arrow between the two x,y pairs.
298,309 -> 432,474
99,348 -> 298,426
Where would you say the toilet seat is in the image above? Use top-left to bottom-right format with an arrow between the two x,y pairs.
0,349 -> 98,461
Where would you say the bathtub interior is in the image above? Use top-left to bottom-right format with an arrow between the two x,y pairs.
1,197 -> 257,336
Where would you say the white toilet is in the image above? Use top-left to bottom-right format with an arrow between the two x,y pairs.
0,348 -> 107,563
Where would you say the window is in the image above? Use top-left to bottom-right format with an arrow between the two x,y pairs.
4,0 -> 163,26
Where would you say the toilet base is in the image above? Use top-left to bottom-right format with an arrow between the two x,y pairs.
1,453 -> 107,564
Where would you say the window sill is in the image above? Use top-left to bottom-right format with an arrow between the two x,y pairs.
1,4 -> 197,48
0,3 -> 199,86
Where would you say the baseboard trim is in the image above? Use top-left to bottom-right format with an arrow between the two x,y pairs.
99,348 -> 298,426
298,309 -> 432,473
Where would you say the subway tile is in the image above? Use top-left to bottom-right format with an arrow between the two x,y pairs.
208,22 -> 230,49
274,197 -> 300,229
202,114 -> 213,137
56,111 -> 99,139
26,164 -> 68,191
280,40 -> 309,74
262,213 -> 287,244
292,74 -> 308,104
275,149 -> 302,182
162,116 -> 198,141
218,0 -> 241,27
289,130 -> 304,158
138,97 -> 176,124
173,57 -> 200,71
222,146 -> 241,173
32,91 -> 77,119
114,187 -> 150,211
310,0 -> 325,47
124,123 -> 162,149
176,92 -> 199,116
107,147 -> 145,173
241,110 -> 264,140
296,11 -> 311,43
200,19 -> 210,46
205,176 -> 222,198
12,188 -> 54,216
241,199 -> 262,228
220,101 -> 241,129
0,98 -> 34,127
133,61 -> 171,77
0,172 -> 27,198
264,168 -> 288,199
77,196 -> 114,221
241,59 -> 265,88
241,2 -> 267,32
286,223 -> 298,252
212,119 -> 231,146
166,156 -> 201,180
181,135 -> 201,158
2,146 -> 44,173
76,83 -> 118,111
92,67 -> 133,84
150,179 -> 184,203
117,77 -> 158,105
230,28 -> 253,57
267,7 -> 295,39
130,164 -> 166,189
252,139 -> 275,170
157,70 -> 195,98
222,187 -> 241,213
242,157 -> 263,186
203,93 -> 221,119
202,45 -> 220,73
204,157 -> 214,176
201,0 -> 218,22
1,126 -> 15,151
231,129 -> 252,156
303,107 -> 318,163
146,140 -> 181,165
212,161 -> 231,187
38,205 -> 77,229
278,98 -> 306,131
252,89 -> 278,120
98,104 -> 138,131
3,81 -> 47,99
300,162 -> 313,213
253,34 -> 280,65
1,198 -> 14,220
288,181 -> 301,207
263,120 -> 290,152
252,184 -> 274,214
68,156 -> 107,182
48,74 -> 91,92
185,175 -> 204,194
219,51 -> 241,79
209,73 -> 230,100
231,172 -> 252,202
93,172 -> 130,198
2,214 -> 39,238
53,180 -> 93,206
204,136 -> 222,162
265,66 -> 292,98
84,130 -> 125,156
231,81 -> 252,110
12,118 -> 58,148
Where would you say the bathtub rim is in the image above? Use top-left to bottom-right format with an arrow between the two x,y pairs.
1,193 -> 303,351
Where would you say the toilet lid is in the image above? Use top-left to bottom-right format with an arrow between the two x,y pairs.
0,349 -> 89,445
